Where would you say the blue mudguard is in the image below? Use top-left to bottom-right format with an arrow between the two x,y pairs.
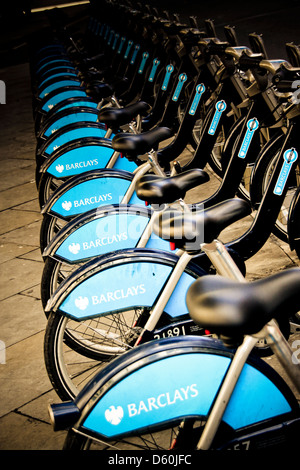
38,108 -> 100,138
43,205 -> 170,263
37,71 -> 78,91
38,97 -> 98,126
38,77 -> 82,99
39,86 -> 88,113
45,249 -> 204,320
36,58 -> 73,75
37,122 -> 109,157
71,336 -> 297,440
39,140 -> 138,180
41,169 -> 141,219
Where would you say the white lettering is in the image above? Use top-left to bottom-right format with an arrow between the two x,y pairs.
126,383 -> 199,418
91,284 -> 146,305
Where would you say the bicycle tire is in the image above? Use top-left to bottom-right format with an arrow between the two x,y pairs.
40,213 -> 67,254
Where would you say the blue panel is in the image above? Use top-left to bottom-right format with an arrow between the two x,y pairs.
59,101 -> 98,112
39,80 -> 81,99
51,177 -> 132,217
145,232 -> 172,252
47,145 -> 115,177
39,72 -> 78,89
164,271 -> 197,317
42,90 -> 87,111
83,353 -> 230,437
39,66 -> 77,79
44,112 -> 99,137
37,59 -> 72,73
44,127 -> 107,155
111,154 -> 138,172
56,213 -> 149,262
59,261 -> 173,319
223,363 -> 292,428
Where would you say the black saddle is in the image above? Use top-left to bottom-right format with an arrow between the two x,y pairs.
136,169 -> 209,204
186,268 -> 300,337
85,81 -> 115,100
98,101 -> 151,131
112,127 -> 172,158
153,198 -> 251,249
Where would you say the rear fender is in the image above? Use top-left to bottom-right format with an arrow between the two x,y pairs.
41,169 -> 142,219
45,250 -> 204,320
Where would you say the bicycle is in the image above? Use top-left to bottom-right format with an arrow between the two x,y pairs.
48,266 -> 300,450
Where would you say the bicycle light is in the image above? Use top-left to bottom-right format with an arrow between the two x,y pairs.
48,402 -> 81,431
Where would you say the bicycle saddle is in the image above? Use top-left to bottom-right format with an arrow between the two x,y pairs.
98,101 -> 151,131
186,268 -> 300,337
86,77 -> 130,101
136,169 -> 209,204
112,127 -> 172,157
153,198 -> 251,249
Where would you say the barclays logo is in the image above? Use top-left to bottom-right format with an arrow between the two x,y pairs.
105,405 -> 124,425
75,296 -> 89,310
56,164 -> 64,173
62,201 -> 72,211
68,242 -> 80,254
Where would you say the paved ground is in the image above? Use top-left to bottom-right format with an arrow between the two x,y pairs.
0,1 -> 299,451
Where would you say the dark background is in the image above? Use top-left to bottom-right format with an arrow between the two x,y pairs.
0,0 -> 299,67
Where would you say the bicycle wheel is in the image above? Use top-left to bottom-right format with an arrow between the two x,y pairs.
44,251 -> 205,400
41,257 -> 77,310
44,307 -> 149,401
250,133 -> 299,242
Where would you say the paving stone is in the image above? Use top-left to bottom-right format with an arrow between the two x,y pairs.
0,181 -> 37,211
0,331 -> 51,417
18,389 -> 63,423
0,293 -> 45,346
0,257 -> 43,300
0,243 -> 37,264
0,411 -> 66,450
0,220 -> 41,247
0,208 -> 41,235
0,166 -> 36,192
